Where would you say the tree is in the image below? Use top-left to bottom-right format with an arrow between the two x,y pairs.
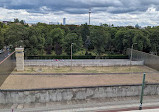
62,33 -> 83,55
81,23 -> 90,42
115,29 -> 135,54
20,20 -> 25,25
0,28 -> 4,49
90,26 -> 111,55
45,36 -> 53,54
14,18 -> 19,23
135,24 -> 140,29
84,36 -> 94,51
0,22 -> 4,28
133,31 -> 150,52
149,28 -> 159,54
1,21 -> 158,56
5,24 -> 28,48
48,28 -> 65,55
49,28 -> 64,44
33,23 -> 51,54
24,26 -> 45,55
106,27 -> 117,53
100,24 -> 109,27
25,34 -> 45,55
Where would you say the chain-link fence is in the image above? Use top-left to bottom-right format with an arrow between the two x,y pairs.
127,48 -> 159,71
0,51 -> 16,86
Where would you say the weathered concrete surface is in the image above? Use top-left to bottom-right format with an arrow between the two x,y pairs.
15,48 -> 24,71
1,96 -> 159,111
0,84 -> 159,104
0,51 -> 16,87
127,48 -> 159,71
25,59 -> 144,67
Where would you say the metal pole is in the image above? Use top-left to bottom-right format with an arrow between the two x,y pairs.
130,43 -> 137,67
71,44 -> 72,70
130,44 -> 133,66
139,73 -> 146,110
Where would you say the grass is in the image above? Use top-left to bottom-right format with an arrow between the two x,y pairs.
14,66 -> 157,73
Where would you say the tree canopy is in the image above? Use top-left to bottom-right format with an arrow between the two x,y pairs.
0,20 -> 159,56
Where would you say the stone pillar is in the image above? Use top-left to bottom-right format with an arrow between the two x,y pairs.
15,48 -> 24,71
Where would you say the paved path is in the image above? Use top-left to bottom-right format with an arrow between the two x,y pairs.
98,106 -> 159,112
0,95 -> 159,112
12,71 -> 159,76
121,108 -> 159,112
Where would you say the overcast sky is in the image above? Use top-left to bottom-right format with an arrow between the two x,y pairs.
0,0 -> 159,26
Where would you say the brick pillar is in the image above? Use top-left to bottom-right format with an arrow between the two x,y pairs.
15,48 -> 24,71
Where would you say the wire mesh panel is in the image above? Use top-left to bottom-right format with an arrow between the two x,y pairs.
0,51 -> 16,86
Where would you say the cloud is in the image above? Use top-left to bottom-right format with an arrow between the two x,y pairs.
1,0 -> 158,14
1,0 -> 159,26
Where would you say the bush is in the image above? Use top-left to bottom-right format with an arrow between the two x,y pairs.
26,55 -> 128,59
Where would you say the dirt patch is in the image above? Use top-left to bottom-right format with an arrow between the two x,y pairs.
1,66 -> 159,90
1,72 -> 159,90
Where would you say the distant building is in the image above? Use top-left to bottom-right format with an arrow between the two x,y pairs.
63,18 -> 66,25
49,22 -> 59,25
2,21 -> 11,25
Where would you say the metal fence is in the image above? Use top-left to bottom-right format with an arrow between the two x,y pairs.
0,51 -> 16,86
127,48 -> 159,71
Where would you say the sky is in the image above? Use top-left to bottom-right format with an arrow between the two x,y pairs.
0,0 -> 159,26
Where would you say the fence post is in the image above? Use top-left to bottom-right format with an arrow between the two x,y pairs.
139,73 -> 146,110
15,48 -> 24,71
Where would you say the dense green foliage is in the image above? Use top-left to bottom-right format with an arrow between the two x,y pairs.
0,20 -> 159,56
27,55 -> 128,59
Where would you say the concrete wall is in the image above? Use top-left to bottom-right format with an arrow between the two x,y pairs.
0,84 -> 159,104
15,48 -> 24,71
24,59 -> 144,67
127,48 -> 159,71
0,52 -> 16,87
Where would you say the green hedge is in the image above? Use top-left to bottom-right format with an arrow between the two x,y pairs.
26,55 -> 128,59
